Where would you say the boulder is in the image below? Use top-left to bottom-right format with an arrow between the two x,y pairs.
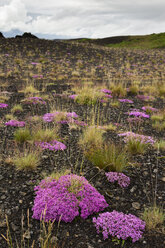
0,32 -> 4,38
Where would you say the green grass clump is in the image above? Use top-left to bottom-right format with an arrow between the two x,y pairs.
11,104 -> 23,113
78,126 -> 104,153
126,138 -> 148,155
14,128 -> 32,143
110,100 -> 120,108
32,128 -> 59,142
142,206 -> 165,230
5,114 -> 17,120
111,83 -> 127,97
74,86 -> 104,105
154,140 -> 165,151
87,143 -> 129,172
128,84 -> 139,95
157,84 -> 165,97
13,150 -> 40,170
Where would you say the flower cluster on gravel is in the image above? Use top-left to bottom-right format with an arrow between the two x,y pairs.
100,89 -> 113,100
119,99 -> 133,103
35,140 -> 66,151
43,111 -> 78,123
0,103 -> 8,108
42,111 -> 83,125
93,211 -> 146,242
5,120 -> 25,127
136,95 -> 155,101
128,110 -> 150,118
105,172 -> 130,188
68,94 -> 78,99
22,97 -> 46,105
32,174 -> 108,222
118,131 -> 155,145
142,106 -> 158,112
100,89 -> 112,94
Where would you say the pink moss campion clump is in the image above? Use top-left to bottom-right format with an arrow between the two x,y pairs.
35,140 -> 66,151
142,106 -> 158,112
105,172 -> 130,188
137,95 -> 155,101
93,211 -> 145,242
118,131 -> 155,145
128,110 -> 149,118
5,120 -> 25,127
0,103 -> 8,108
31,62 -> 39,65
68,94 -> 78,100
103,94 -> 112,99
22,97 -> 46,105
32,174 -> 108,222
100,89 -> 112,94
43,111 -> 78,124
119,99 -> 133,103
32,74 -> 43,78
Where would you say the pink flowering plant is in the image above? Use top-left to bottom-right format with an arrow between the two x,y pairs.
0,103 -> 8,108
128,110 -> 150,119
137,95 -> 155,101
35,140 -> 66,151
43,111 -> 78,123
21,97 -> 46,105
100,89 -> 112,94
105,172 -> 130,188
93,211 -> 145,243
118,132 -> 155,145
5,120 -> 25,127
119,99 -> 133,104
32,174 -> 108,222
142,106 -> 158,114
118,132 -> 155,154
42,111 -> 86,126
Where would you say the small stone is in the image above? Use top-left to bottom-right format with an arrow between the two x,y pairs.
143,171 -> 148,176
0,175 -> 4,180
51,236 -> 58,243
42,155 -> 48,159
130,186 -> 137,193
95,182 -> 102,188
132,202 -> 141,210
23,230 -> 31,239
143,241 -> 147,244
161,177 -> 165,182
11,223 -> 19,231
1,195 -> 6,200
0,220 -> 6,227
19,200 -> 23,204
87,243 -> 94,248
20,191 -> 26,196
